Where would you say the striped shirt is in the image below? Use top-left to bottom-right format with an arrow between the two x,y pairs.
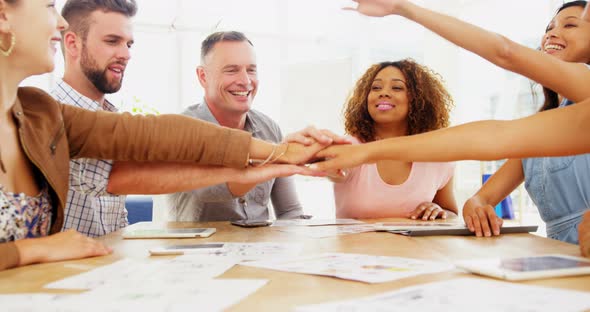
51,79 -> 128,237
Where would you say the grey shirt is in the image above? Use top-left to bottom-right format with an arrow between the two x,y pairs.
167,102 -> 304,221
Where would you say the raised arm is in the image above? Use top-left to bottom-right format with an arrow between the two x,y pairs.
345,0 -> 590,102
313,96 -> 590,170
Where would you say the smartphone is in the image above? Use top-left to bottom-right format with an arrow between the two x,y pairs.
149,243 -> 225,256
230,219 -> 273,228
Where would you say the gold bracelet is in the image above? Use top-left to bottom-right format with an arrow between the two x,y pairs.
251,143 -> 278,167
270,142 -> 288,164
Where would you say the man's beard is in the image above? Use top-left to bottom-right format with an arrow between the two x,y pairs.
80,46 -> 123,94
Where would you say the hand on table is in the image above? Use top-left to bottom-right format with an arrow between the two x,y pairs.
409,202 -> 453,221
462,197 -> 503,237
16,229 -> 112,266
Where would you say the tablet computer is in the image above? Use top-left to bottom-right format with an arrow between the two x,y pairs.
377,224 -> 537,236
122,228 -> 216,239
149,243 -> 225,256
455,254 -> 590,281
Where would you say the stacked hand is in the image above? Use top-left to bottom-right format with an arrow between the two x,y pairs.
308,143 -> 370,173
281,126 -> 352,166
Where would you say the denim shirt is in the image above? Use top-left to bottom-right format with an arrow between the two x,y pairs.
522,99 -> 590,244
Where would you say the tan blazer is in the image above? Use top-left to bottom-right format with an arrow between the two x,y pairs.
1,87 -> 252,269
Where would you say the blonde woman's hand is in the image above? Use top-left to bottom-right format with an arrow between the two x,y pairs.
462,197 -> 503,237
16,229 -> 112,266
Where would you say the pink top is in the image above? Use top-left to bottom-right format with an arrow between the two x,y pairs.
334,138 -> 454,219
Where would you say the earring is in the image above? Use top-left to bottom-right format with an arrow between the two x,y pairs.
0,31 -> 16,57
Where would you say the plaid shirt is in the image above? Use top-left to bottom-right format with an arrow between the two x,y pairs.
51,80 -> 128,237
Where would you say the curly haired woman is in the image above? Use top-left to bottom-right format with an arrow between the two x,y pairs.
332,59 -> 458,220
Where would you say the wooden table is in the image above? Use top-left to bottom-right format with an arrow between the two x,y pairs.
1,219 -> 588,311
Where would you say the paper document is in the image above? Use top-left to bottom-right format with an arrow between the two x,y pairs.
45,257 -> 238,290
149,242 -> 304,261
295,278 -> 590,312
0,294 -> 72,312
242,252 -> 454,283
57,279 -> 267,312
8,279 -> 267,312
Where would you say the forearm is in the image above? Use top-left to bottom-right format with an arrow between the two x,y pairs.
12,239 -> 46,267
365,102 -> 590,162
107,162 -> 248,195
0,242 -> 20,271
249,138 -> 285,161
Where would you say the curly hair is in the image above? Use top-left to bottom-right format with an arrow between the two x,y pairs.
343,59 -> 454,143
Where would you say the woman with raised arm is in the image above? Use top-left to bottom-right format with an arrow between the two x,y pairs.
314,0 -> 590,243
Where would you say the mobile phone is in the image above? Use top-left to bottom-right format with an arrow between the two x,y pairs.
230,219 -> 273,228
149,243 -> 225,256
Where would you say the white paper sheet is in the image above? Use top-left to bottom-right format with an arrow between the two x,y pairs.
0,294 -> 72,312
272,219 -> 364,227
295,278 -> 590,312
44,256 -> 238,290
150,242 -> 304,261
2,280 -> 267,312
275,224 -> 377,238
54,279 -> 268,312
242,252 -> 454,283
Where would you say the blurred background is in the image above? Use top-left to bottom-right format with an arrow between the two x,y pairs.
26,0 -> 570,232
